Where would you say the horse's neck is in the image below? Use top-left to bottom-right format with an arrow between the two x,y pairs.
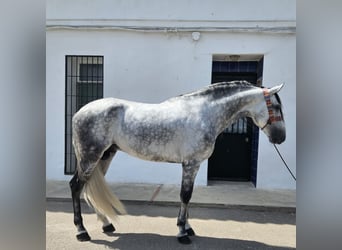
211,89 -> 261,134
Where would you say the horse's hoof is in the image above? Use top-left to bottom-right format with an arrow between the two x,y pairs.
186,228 -> 195,236
177,235 -> 192,244
102,223 -> 115,233
76,232 -> 91,241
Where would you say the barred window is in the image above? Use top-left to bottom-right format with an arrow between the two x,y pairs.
65,56 -> 104,174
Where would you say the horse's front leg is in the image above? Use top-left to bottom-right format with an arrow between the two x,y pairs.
69,171 -> 90,241
177,163 -> 200,244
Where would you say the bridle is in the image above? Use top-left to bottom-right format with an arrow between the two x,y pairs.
260,88 -> 295,181
261,88 -> 283,130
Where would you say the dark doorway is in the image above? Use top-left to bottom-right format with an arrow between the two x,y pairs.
208,59 -> 263,183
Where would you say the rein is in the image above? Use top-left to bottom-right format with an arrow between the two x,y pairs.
261,88 -> 283,130
273,144 -> 296,181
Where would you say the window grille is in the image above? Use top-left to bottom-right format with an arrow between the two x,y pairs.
65,56 -> 104,175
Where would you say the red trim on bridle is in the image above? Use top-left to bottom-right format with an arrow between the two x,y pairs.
261,88 -> 283,130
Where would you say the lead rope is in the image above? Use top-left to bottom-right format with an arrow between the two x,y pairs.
273,144 -> 296,181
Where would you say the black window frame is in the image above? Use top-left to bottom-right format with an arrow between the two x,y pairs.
64,55 -> 104,175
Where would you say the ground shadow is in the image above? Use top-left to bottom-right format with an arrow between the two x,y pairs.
91,232 -> 295,250
47,200 -> 295,225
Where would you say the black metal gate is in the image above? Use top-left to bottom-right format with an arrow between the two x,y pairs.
64,55 -> 104,174
208,60 -> 263,183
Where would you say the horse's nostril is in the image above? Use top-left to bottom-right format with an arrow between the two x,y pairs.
269,133 -> 286,144
276,136 -> 286,144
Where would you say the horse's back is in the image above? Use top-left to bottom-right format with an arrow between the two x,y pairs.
74,98 -> 126,117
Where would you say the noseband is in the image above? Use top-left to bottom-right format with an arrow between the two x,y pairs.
261,88 -> 283,130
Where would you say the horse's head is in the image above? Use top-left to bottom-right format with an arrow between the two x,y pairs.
252,84 -> 286,144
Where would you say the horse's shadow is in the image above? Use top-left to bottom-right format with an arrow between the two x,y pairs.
91,232 -> 294,250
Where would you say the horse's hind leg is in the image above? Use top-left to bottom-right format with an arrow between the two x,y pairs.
70,150 -> 115,240
69,170 -> 90,241
177,163 -> 200,244
96,145 -> 117,233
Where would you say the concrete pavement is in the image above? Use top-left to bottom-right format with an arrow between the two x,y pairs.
47,180 -> 296,249
47,201 -> 296,249
46,180 -> 296,211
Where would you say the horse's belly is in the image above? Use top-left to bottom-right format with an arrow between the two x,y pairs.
117,136 -> 214,165
120,143 -> 184,163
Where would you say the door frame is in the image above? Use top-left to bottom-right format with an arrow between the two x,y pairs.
208,55 -> 264,186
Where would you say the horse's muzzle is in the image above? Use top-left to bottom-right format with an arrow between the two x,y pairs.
269,131 -> 286,144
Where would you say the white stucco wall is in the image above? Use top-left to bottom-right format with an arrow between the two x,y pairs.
46,0 -> 295,25
46,0 -> 296,189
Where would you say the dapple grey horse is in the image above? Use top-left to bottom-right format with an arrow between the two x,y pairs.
69,81 -> 286,244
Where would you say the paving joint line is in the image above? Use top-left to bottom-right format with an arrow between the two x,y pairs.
150,184 -> 163,202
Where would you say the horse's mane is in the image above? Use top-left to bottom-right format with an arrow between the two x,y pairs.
179,81 -> 255,99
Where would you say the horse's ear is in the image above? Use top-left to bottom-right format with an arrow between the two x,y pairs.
269,83 -> 284,95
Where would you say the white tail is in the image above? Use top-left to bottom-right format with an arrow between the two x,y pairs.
83,167 -> 126,222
